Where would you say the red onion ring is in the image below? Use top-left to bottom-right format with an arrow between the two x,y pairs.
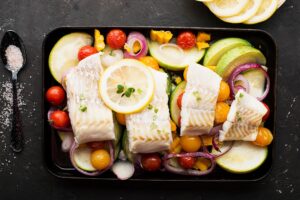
212,141 -> 234,158
212,133 -> 221,152
69,141 -> 115,176
47,107 -> 73,132
234,74 -> 250,93
228,63 -> 270,101
124,32 -> 148,59
208,124 -> 223,136
163,152 -> 216,176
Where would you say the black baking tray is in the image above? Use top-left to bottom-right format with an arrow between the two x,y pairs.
42,27 -> 277,181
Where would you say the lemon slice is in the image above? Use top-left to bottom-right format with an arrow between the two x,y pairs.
244,0 -> 278,24
220,0 -> 263,24
99,59 -> 154,114
205,0 -> 249,17
277,0 -> 286,8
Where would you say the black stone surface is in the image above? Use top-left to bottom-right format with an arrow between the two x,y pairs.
0,0 -> 299,199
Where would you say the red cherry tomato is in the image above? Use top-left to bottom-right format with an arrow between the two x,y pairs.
87,142 -> 106,150
177,32 -> 196,49
106,29 -> 127,49
50,110 -> 70,128
141,153 -> 161,171
45,86 -> 65,106
78,45 -> 98,61
262,103 -> 270,121
178,156 -> 196,169
177,92 -> 184,110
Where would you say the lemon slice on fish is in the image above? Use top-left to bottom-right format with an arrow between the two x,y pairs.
99,59 -> 154,114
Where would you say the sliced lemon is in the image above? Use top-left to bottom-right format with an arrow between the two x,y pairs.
99,59 -> 154,114
205,0 -> 249,18
244,0 -> 278,24
277,0 -> 286,8
220,0 -> 263,24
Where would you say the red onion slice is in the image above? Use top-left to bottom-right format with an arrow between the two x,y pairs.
234,74 -> 250,93
61,133 -> 74,152
47,107 -> 73,132
228,63 -> 270,101
69,141 -> 114,176
124,32 -> 148,59
212,141 -> 234,158
163,152 -> 216,176
208,124 -> 223,136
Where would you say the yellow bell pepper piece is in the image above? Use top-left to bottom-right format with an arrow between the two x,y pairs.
197,32 -> 211,42
196,42 -> 210,50
201,135 -> 213,146
194,158 -> 211,171
206,65 -> 216,72
150,30 -> 173,44
170,137 -> 180,150
174,76 -> 182,85
94,29 -> 105,51
170,120 -> 177,132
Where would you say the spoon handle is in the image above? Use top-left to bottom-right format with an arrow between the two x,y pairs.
10,79 -> 23,152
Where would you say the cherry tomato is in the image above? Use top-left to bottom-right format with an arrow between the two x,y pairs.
87,142 -> 105,150
262,103 -> 270,121
253,127 -> 273,147
215,102 -> 230,124
91,149 -> 111,170
139,56 -> 160,70
177,92 -> 184,110
116,113 -> 126,126
141,153 -> 161,171
217,81 -> 230,102
180,135 -> 202,152
50,110 -> 70,128
178,156 -> 196,169
45,86 -> 65,106
78,45 -> 98,61
106,29 -> 127,49
177,31 -> 196,49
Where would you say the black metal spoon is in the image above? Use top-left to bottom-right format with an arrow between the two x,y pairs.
0,30 -> 27,153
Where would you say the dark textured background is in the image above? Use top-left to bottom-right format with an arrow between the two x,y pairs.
0,0 -> 299,199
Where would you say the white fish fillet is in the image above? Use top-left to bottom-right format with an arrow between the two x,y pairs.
180,63 -> 221,136
126,69 -> 172,153
219,90 -> 267,141
65,53 -> 115,144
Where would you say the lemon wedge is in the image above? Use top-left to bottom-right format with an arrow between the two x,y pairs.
99,59 -> 154,114
244,0 -> 278,24
205,0 -> 249,18
220,0 -> 263,24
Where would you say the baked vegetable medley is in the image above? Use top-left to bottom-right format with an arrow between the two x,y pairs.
46,29 -> 273,179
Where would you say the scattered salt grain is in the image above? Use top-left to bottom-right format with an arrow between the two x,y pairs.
5,45 -> 23,72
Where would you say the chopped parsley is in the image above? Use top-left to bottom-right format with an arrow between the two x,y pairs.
116,84 -> 124,94
236,112 -> 242,122
109,50 -> 115,56
137,88 -> 143,95
79,94 -> 85,100
80,105 -> 87,112
154,108 -> 159,113
148,104 -> 153,110
193,91 -> 202,102
239,93 -> 244,98
117,84 -> 136,98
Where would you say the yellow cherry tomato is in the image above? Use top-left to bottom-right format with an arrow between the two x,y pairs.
91,149 -> 111,170
183,67 -> 188,81
217,81 -> 230,102
215,102 -> 230,124
253,127 -> 273,147
139,56 -> 160,70
180,135 -> 202,152
115,113 -> 126,126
